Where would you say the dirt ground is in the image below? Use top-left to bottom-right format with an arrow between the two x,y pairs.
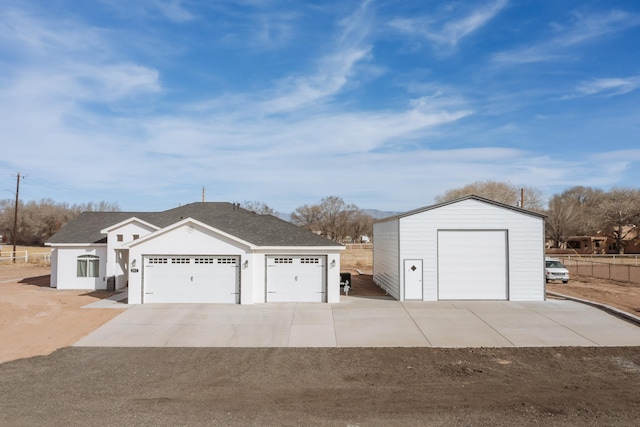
2,265 -> 640,425
0,264 -> 124,364
2,346 -> 640,426
547,275 -> 640,316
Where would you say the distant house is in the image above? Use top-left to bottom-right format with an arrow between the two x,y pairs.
565,236 -> 612,254
373,195 -> 546,301
46,202 -> 344,304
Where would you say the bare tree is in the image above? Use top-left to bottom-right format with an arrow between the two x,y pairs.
556,186 -> 604,235
241,201 -> 275,215
0,199 -> 120,246
435,180 -> 544,210
291,204 -> 323,232
291,196 -> 373,243
521,186 -> 546,212
545,194 -> 581,248
592,188 -> 640,254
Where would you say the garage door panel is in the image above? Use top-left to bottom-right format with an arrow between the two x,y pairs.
267,256 -> 326,302
438,231 -> 508,300
143,256 -> 239,303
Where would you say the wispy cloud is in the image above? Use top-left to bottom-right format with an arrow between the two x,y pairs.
565,76 -> 640,98
493,9 -> 640,64
389,0 -> 508,49
154,0 -> 195,23
259,1 -> 375,113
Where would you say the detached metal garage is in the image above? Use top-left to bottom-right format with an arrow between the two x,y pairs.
373,195 -> 546,301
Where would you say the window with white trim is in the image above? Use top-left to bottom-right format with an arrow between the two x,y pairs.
77,255 -> 100,277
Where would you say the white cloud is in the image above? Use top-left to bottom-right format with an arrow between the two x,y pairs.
493,9 -> 640,65
566,76 -> 640,98
154,0 -> 194,23
389,0 -> 508,49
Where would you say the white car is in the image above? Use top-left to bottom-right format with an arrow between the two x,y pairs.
545,258 -> 569,283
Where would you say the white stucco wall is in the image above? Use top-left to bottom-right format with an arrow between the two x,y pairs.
104,220 -> 159,290
51,245 -> 108,290
50,248 -> 58,288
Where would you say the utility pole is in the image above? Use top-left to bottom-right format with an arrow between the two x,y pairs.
12,173 -> 21,263
202,186 -> 205,202
520,188 -> 525,209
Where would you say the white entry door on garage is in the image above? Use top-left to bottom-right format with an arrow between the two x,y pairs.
266,255 -> 326,302
143,256 -> 239,303
438,230 -> 508,300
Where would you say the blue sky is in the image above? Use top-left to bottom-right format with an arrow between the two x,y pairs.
1,0 -> 639,213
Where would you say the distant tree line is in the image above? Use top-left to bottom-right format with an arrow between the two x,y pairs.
434,180 -> 640,254
6,183 -> 639,252
0,199 -> 120,246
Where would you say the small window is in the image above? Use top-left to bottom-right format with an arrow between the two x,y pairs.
77,255 -> 100,277
172,257 -> 191,264
117,234 -> 123,242
300,258 -> 320,264
274,257 -> 293,264
133,234 -> 139,240
148,257 -> 168,264
218,258 -> 237,264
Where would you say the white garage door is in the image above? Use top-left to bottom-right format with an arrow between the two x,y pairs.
143,256 -> 239,303
266,256 -> 326,302
438,230 -> 508,300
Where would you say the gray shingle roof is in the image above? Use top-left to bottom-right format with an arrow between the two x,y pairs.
47,202 -> 342,247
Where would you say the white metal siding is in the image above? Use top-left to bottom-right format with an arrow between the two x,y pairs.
438,230 -> 507,300
373,218 -> 400,300
398,199 -> 544,301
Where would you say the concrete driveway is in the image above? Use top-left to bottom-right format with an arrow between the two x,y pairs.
75,294 -> 640,348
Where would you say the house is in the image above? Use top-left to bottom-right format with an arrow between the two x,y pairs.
373,195 -> 546,301
46,202 -> 344,304
565,236 -> 611,254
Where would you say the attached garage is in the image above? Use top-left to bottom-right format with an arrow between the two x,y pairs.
266,255 -> 327,302
373,195 -> 546,302
143,256 -> 240,303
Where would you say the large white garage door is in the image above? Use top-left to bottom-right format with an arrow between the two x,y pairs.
266,256 -> 326,302
438,230 -> 508,300
143,256 -> 239,303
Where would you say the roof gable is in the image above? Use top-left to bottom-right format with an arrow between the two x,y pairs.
100,217 -> 160,234
375,195 -> 547,223
124,217 -> 254,249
